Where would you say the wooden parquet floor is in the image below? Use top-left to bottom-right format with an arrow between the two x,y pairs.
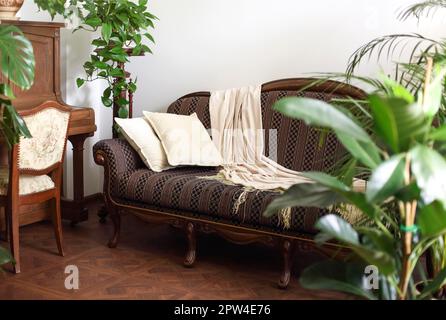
0,203 -> 351,300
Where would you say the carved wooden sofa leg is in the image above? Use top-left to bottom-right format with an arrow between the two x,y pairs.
106,201 -> 121,249
183,222 -> 197,268
278,239 -> 295,289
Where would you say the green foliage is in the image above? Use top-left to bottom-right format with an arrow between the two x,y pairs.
0,25 -> 33,147
35,0 -> 157,118
299,260 -> 378,300
265,70 -> 446,300
0,246 -> 12,268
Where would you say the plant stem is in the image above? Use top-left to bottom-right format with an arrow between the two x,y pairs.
399,155 -> 417,300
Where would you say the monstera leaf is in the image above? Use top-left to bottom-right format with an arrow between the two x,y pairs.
0,26 -> 34,147
0,25 -> 35,90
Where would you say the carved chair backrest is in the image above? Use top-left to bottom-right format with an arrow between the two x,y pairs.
16,101 -> 71,175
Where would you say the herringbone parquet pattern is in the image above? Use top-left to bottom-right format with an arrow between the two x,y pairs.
0,204 -> 351,300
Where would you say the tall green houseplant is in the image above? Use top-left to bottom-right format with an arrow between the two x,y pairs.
265,63 -> 446,300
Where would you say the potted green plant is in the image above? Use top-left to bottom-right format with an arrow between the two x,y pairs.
265,62 -> 446,300
34,0 -> 157,128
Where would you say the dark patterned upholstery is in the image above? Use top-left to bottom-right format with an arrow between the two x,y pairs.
93,139 -> 144,195
112,166 -> 329,234
94,81 -> 362,236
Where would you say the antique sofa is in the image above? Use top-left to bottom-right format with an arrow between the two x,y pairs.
93,78 -> 365,288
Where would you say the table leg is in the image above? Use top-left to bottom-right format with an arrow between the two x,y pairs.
62,134 -> 90,225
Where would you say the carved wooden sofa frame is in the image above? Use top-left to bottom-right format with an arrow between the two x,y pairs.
94,78 -> 365,289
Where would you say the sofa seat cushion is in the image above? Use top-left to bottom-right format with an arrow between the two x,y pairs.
115,167 -> 330,234
0,167 -> 55,196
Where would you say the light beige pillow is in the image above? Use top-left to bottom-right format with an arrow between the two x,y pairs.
115,117 -> 172,172
143,111 -> 222,167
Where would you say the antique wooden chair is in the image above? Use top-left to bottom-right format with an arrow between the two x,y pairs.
0,101 -> 71,273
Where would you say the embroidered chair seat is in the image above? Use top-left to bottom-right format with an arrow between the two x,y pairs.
0,167 -> 55,196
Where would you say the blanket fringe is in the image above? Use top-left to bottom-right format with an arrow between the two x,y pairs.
233,189 -> 251,215
278,207 -> 291,229
332,203 -> 367,226
197,174 -> 292,228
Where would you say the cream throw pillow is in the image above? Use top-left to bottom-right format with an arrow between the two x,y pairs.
143,111 -> 222,167
115,117 -> 171,172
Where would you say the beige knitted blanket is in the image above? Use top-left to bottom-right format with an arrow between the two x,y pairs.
209,85 -> 312,190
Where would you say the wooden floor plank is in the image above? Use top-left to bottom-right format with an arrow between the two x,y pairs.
0,203 -> 351,300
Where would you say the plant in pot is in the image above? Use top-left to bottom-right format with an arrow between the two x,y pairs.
264,62 -> 446,300
300,0 -> 446,295
345,0 -> 446,297
34,0 -> 157,135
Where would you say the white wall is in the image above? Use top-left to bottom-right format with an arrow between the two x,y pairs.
19,0 -> 443,196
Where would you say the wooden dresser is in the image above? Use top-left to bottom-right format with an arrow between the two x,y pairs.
0,20 -> 97,229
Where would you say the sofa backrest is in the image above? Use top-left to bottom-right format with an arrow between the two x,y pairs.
167,78 -> 365,173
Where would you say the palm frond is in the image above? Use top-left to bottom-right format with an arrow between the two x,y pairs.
346,34 -> 441,78
399,0 -> 446,21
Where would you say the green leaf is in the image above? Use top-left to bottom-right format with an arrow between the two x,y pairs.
109,46 -> 126,55
315,214 -> 359,245
116,97 -> 129,106
417,201 -> 446,238
336,132 -> 381,169
92,38 -> 107,46
419,268 -> 446,300
144,32 -> 155,43
101,96 -> 113,107
128,82 -> 137,93
93,60 -> 109,70
368,95 -> 399,152
342,192 -> 377,220
76,78 -> 85,88
117,13 -> 129,25
140,44 -> 152,54
4,103 -> 31,138
0,83 -> 15,99
118,106 -> 129,119
316,215 -> 396,275
0,25 -> 35,90
133,34 -> 142,45
109,68 -> 125,78
299,260 -> 377,300
420,65 -> 446,118
366,154 -> 406,203
263,183 -> 345,217
381,74 -> 415,104
85,17 -> 102,28
429,126 -> 446,142
101,23 -> 112,43
369,95 -> 428,153
302,172 -> 351,192
0,246 -> 12,266
132,44 -> 142,56
273,97 -> 372,143
410,145 -> 446,205
103,87 -> 112,99
359,228 -> 395,255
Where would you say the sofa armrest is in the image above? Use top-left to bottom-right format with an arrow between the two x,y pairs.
93,139 -> 144,196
